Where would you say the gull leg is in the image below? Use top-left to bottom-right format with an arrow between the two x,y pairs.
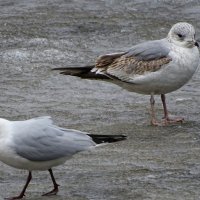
5,171 -> 32,200
42,169 -> 60,196
161,94 -> 169,120
161,94 -> 184,124
150,94 -> 159,126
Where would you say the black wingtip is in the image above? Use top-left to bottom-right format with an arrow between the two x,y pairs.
52,66 -> 95,71
52,66 -> 110,79
88,134 -> 127,144
52,66 -> 93,75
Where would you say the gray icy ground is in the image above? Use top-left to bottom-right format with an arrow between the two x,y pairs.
0,0 -> 200,200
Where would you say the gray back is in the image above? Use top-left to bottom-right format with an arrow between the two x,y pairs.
12,117 -> 95,161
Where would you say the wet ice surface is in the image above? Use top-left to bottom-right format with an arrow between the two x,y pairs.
0,0 -> 200,199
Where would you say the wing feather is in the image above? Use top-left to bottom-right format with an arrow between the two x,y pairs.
11,117 -> 95,161
94,39 -> 171,81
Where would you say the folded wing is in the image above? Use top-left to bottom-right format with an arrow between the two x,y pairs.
93,39 -> 172,82
11,117 -> 95,161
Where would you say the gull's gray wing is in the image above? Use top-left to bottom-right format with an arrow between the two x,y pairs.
124,39 -> 170,61
94,39 -> 172,81
11,117 -> 95,161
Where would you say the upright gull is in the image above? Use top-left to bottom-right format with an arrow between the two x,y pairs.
0,116 -> 126,199
53,22 -> 200,125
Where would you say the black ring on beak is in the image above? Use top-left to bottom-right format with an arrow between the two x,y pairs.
195,41 -> 199,47
194,38 -> 200,47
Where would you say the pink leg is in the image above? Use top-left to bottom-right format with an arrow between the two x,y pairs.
150,94 -> 159,126
5,171 -> 32,200
42,169 -> 60,196
161,94 -> 184,124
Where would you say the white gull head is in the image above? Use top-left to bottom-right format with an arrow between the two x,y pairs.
167,22 -> 197,48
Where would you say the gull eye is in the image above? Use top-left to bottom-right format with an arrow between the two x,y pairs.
177,33 -> 183,38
